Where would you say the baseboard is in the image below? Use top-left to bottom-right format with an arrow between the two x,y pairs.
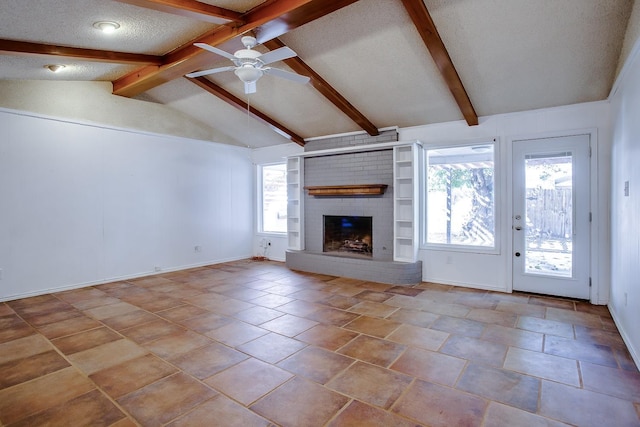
0,255 -> 251,302
607,304 -> 640,371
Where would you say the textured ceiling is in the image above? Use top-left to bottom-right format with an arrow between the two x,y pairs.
0,0 -> 635,148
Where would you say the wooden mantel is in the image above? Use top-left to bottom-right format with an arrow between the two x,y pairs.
305,184 -> 388,196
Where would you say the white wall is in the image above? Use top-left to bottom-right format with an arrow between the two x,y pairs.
399,101 -> 611,302
609,36 -> 640,366
0,109 -> 253,301
251,143 -> 304,261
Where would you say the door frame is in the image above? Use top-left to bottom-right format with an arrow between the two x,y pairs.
505,128 -> 601,304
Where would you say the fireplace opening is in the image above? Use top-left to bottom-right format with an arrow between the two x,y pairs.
323,215 -> 373,257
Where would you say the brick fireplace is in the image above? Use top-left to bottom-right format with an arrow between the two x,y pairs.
285,130 -> 422,285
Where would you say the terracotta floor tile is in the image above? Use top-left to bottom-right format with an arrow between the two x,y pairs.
261,283 -> 302,296
544,334 -> 618,367
386,295 -> 470,317
0,314 -> 35,343
155,304 -> 210,322
343,315 -> 401,338
236,332 -> 307,363
503,347 -> 580,386
385,286 -> 424,297
386,308 -> 439,328
276,300 -> 323,317
251,376 -> 349,426
120,318 -> 185,344
295,324 -> 359,351
117,372 -> 217,426
249,293 -> 295,308
574,324 -> 627,349
392,379 -> 487,427
23,307 -> 85,327
417,289 -> 462,304
495,300 -> 546,317
84,302 -> 140,320
100,309 -> 159,331
68,339 -> 148,375
0,303 -> 15,316
431,315 -> 486,338
71,295 -> 124,310
278,346 -> 354,384
205,320 -> 268,346
0,333 -> 53,364
205,358 -> 293,405
338,335 -> 406,367
481,324 -> 543,351
545,307 -> 603,328
36,314 -> 102,339
51,326 -> 122,355
348,300 -> 398,318
6,294 -> 58,310
580,361 -> 640,402
327,400 -> 422,427
259,313 -> 318,337
320,294 -> 361,310
483,401 -> 569,427
0,350 -> 70,389
327,361 -> 412,409
125,294 -> 184,313
144,330 -> 211,359
170,342 -> 248,379
353,290 -> 393,302
465,308 -> 518,327
306,307 -> 361,327
11,298 -> 72,318
390,346 -> 466,386
613,347 -> 639,371
90,354 -> 178,399
0,366 -> 95,425
387,324 -> 449,351
11,389 -> 126,427
178,311 -> 233,333
440,335 -> 507,367
205,297 -> 256,316
168,395 -> 271,427
540,380 -> 639,427
454,293 -> 500,310
55,287 -> 107,303
529,295 -> 576,309
233,305 -> 285,325
575,301 -> 613,317
516,315 -> 575,338
456,363 -> 540,412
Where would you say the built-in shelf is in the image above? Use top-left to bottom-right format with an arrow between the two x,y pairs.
305,184 -> 388,197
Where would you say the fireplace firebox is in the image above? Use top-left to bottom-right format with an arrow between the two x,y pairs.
323,215 -> 373,257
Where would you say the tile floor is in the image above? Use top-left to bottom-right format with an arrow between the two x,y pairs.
1,260 -> 639,426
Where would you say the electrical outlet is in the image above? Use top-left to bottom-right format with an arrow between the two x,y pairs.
624,180 -> 630,197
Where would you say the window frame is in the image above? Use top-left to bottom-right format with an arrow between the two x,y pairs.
421,139 -> 500,254
257,162 -> 288,236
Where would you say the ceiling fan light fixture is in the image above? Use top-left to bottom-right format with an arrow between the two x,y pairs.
45,64 -> 66,73
93,21 -> 120,34
234,66 -> 263,83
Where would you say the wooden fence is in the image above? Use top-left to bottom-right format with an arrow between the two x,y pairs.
526,188 -> 572,239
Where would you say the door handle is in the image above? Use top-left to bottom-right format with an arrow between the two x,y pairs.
514,226 -> 522,231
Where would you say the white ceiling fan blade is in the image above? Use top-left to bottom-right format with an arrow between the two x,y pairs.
186,66 -> 235,78
263,67 -> 310,84
259,47 -> 297,65
193,42 -> 236,61
244,81 -> 257,94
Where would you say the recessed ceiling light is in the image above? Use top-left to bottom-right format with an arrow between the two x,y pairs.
93,21 -> 120,34
45,64 -> 66,73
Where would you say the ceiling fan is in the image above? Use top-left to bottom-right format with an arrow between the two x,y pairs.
186,36 -> 310,94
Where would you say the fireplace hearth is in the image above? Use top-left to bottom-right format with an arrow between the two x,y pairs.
324,215 -> 373,257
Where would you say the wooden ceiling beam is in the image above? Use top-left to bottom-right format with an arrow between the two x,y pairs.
400,0 -> 478,126
114,0 -> 243,25
189,77 -> 305,146
0,39 -> 163,65
263,37 -> 379,136
113,0 -> 358,97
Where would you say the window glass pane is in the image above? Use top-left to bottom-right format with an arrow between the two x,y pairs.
262,163 -> 287,233
426,144 -> 495,247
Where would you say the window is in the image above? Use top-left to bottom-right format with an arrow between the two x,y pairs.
425,143 -> 495,248
260,163 -> 287,233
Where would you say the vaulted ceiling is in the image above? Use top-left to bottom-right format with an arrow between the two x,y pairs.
0,0 -> 634,148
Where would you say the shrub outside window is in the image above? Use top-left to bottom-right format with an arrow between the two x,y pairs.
426,143 -> 495,248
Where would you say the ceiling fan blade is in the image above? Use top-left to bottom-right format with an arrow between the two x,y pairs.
193,42 -> 236,61
259,47 -> 297,65
186,66 -> 236,78
244,81 -> 257,94
263,67 -> 310,84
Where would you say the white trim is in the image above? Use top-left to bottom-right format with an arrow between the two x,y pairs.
609,304 -> 640,370
303,126 -> 398,142
291,140 -> 422,158
0,256 -> 251,303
